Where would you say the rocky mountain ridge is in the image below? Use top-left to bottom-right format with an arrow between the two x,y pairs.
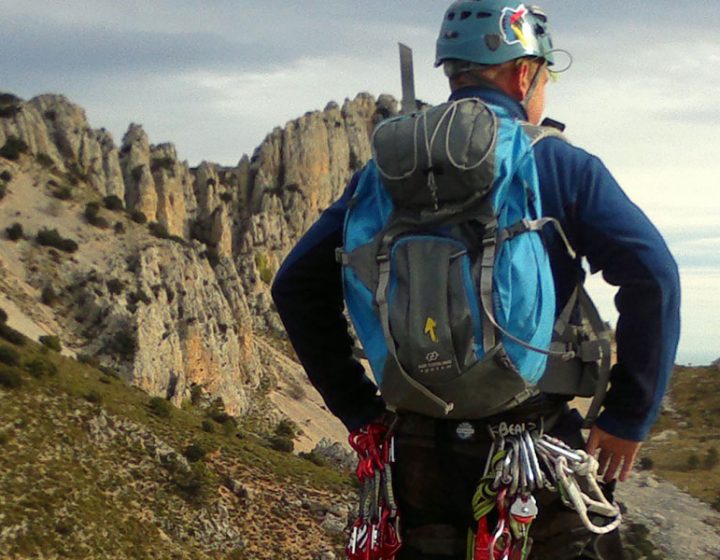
0,90 -> 397,428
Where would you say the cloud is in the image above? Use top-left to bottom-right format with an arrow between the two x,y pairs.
654,109 -> 720,125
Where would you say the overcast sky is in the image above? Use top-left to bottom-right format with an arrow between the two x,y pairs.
2,0 -> 718,365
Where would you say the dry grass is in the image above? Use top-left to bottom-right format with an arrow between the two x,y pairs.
640,365 -> 720,510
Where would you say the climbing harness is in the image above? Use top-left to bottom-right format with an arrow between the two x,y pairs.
469,422 -> 621,560
347,423 -> 402,560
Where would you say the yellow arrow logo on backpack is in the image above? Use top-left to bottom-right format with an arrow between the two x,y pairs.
424,317 -> 438,343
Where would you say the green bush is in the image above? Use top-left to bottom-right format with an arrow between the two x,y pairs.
190,385 -> 203,405
0,183 -> 6,200
0,431 -> 9,445
128,290 -> 151,306
0,136 -> 29,161
268,435 -> 294,453
111,327 -> 137,358
208,409 -> 233,425
201,419 -> 215,433
172,463 -> 212,502
222,421 -> 238,437
255,252 -> 275,285
36,228 -> 78,253
52,185 -> 73,200
39,335 -> 62,352
259,267 -> 274,285
99,365 -> 120,379
24,356 -> 58,378
148,222 -> 169,239
41,286 -> 58,306
0,308 -> 7,323
149,396 -> 172,418
85,202 -> 100,218
687,453 -> 700,470
0,170 -> 11,182
103,195 -> 124,211
106,278 -> 124,295
130,209 -> 147,224
35,153 -> 55,168
0,364 -> 24,388
5,222 -> 23,241
66,163 -> 89,186
183,443 -> 206,463
77,353 -> 101,368
299,451 -> 326,467
84,390 -> 103,404
114,222 -> 125,234
274,419 -> 299,440
0,344 -> 21,366
0,323 -> 25,345
84,202 -> 110,228
638,457 -> 654,471
705,448 -> 719,470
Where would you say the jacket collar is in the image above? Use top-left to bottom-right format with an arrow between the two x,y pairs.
448,86 -> 527,121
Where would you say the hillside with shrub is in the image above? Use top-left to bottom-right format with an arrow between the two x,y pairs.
0,317 -> 352,559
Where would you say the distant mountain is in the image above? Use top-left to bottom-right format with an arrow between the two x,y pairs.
0,90 -> 397,442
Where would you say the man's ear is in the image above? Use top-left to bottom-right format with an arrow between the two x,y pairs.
504,61 -> 530,102
513,61 -> 532,101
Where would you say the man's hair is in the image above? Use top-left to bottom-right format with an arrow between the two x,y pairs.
445,57 -> 545,90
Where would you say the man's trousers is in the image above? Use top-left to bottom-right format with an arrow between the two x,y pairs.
391,406 -> 625,560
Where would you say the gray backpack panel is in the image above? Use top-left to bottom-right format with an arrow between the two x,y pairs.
372,99 -> 497,212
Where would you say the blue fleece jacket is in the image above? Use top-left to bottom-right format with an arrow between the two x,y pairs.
272,87 -> 681,442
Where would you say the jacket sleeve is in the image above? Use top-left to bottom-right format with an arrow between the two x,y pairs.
536,138 -> 681,441
271,174 -> 386,432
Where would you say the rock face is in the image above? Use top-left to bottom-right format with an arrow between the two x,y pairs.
0,90 -> 398,419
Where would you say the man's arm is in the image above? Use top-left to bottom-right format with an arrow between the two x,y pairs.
271,174 -> 386,432
536,139 -> 681,478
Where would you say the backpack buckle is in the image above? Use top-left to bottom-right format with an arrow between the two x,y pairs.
335,247 -> 349,265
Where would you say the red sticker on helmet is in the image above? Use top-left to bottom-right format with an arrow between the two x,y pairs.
500,4 -> 534,49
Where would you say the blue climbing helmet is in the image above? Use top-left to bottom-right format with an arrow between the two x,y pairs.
435,1 -> 555,67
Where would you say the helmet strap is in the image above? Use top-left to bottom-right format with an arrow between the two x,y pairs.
521,63 -> 544,114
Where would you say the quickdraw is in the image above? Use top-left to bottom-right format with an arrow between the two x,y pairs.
470,423 -> 622,560
347,423 -> 402,560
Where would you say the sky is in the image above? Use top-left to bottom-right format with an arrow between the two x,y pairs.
1,0 -> 718,365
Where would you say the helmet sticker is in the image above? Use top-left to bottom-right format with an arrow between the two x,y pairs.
499,4 -> 539,51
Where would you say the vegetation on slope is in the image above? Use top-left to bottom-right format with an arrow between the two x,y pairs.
0,320 -> 352,559
640,364 -> 720,514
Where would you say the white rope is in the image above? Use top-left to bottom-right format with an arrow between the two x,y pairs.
537,436 -> 622,535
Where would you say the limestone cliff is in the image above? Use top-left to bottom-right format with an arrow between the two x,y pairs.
0,90 -> 397,423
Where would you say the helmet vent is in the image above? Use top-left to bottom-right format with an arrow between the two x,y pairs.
447,12 -> 456,20
485,34 -> 501,51
477,12 -> 492,19
445,31 -> 460,39
460,11 -> 472,20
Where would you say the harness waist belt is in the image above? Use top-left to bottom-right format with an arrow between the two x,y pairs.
395,400 -> 567,443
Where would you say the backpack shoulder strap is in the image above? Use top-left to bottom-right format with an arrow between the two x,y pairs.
520,122 -> 568,147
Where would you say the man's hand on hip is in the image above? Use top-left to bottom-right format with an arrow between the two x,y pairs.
586,426 -> 642,483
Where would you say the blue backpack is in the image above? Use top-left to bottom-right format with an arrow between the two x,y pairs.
339,98 -> 610,421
